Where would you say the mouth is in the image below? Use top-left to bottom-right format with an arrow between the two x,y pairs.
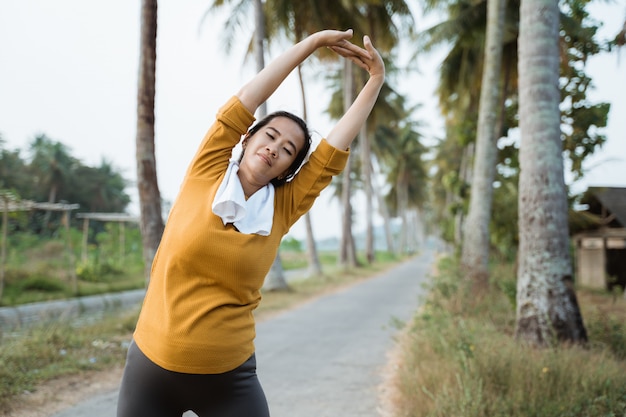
257,153 -> 272,167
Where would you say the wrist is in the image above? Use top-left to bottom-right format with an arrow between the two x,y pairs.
307,32 -> 324,50
369,73 -> 385,86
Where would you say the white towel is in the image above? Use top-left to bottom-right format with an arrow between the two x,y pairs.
212,160 -> 275,236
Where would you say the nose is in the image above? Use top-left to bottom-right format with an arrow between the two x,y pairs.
266,143 -> 278,158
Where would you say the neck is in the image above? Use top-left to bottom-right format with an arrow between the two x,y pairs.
237,171 -> 263,199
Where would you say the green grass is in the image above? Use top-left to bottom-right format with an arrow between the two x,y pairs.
391,256 -> 626,417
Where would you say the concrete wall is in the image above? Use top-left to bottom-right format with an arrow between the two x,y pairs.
0,289 -> 145,330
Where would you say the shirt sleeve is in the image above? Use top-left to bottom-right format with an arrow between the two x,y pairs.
185,96 -> 256,182
274,138 -> 349,231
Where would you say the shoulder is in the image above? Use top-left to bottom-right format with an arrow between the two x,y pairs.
308,139 -> 350,172
216,96 -> 256,135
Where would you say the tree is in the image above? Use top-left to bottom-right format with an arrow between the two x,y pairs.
0,141 -> 29,194
269,0 -> 352,277
461,0 -> 506,287
418,0 -> 609,257
371,86 -> 426,254
415,0 -> 518,248
27,135 -> 77,229
515,0 -> 587,346
68,160 -> 131,213
332,0 -> 414,266
136,0 -> 164,283
203,0 -> 292,289
379,119 -> 428,254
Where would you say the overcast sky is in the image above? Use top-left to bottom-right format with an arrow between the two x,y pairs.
0,1 -> 624,240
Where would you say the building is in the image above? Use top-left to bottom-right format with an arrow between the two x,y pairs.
572,187 -> 626,292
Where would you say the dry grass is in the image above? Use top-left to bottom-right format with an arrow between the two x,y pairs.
388,257 -> 626,417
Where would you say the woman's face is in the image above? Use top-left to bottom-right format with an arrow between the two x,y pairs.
240,116 -> 306,185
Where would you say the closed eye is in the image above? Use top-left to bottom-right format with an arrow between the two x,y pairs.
266,126 -> 297,156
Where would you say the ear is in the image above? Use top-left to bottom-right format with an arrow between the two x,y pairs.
277,169 -> 290,181
242,135 -> 250,149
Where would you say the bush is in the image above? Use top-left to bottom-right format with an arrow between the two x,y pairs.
76,261 -> 124,283
392,256 -> 626,417
19,276 -> 66,292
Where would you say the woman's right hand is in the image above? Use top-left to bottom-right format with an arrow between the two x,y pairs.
311,29 -> 355,48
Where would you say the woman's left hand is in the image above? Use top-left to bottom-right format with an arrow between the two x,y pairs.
328,35 -> 385,80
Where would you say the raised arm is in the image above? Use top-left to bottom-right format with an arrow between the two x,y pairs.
326,35 -> 385,150
236,29 -> 357,114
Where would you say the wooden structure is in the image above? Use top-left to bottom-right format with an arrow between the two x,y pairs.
0,198 -> 80,294
0,198 -> 137,297
573,187 -> 626,291
75,213 -> 139,263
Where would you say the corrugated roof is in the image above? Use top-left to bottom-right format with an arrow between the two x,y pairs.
587,187 -> 626,227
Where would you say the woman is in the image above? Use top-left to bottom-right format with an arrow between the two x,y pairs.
117,29 -> 385,417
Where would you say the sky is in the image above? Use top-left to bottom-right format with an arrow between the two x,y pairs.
0,1 -> 624,240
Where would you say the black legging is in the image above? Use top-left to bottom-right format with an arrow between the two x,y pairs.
117,340 -> 270,417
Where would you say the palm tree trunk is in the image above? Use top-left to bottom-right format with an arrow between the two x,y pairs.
455,143 -> 473,245
253,0 -> 267,116
372,160 -> 395,254
340,153 -> 357,267
42,184 -> 57,231
304,214 -> 321,276
296,64 -> 322,277
515,0 -> 587,346
254,0 -> 288,291
339,60 -> 358,268
263,252 -> 290,291
461,0 -> 506,288
136,0 -> 164,284
361,126 -> 375,264
397,177 -> 409,254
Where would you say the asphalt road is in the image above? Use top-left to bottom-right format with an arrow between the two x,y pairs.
50,245 -> 436,417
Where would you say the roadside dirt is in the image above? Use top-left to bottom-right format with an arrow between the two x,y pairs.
6,366 -> 124,417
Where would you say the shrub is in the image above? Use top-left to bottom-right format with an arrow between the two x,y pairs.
392,256 -> 626,417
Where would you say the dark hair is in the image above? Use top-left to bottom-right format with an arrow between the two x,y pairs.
242,111 -> 312,187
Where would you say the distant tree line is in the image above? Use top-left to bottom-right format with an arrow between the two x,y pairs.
0,133 -> 131,236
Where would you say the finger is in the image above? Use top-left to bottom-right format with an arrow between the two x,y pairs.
334,41 -> 372,60
349,57 -> 370,72
328,44 -> 361,57
327,47 -> 370,67
339,52 -> 370,72
363,35 -> 377,55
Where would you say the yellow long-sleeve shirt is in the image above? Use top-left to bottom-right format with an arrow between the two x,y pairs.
133,96 -> 349,374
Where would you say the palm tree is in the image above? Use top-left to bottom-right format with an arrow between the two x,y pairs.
461,0 -> 506,287
69,160 -> 131,213
420,0 -> 610,256
358,1 -> 415,263
515,0 -> 586,346
415,0 -> 520,249
335,0 -> 414,266
136,0 -> 164,283
28,135 -> 76,231
377,116 -> 428,254
311,1 -> 414,266
269,0 -> 354,276
203,0 -> 293,289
